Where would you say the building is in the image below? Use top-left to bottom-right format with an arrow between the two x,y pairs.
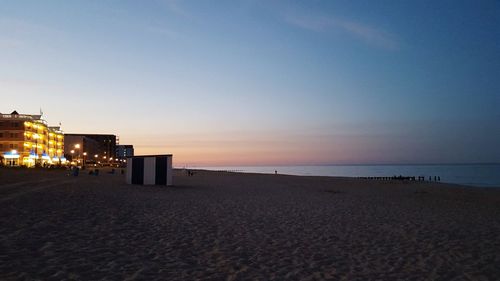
64,134 -> 116,164
116,145 -> 134,159
0,110 -> 65,167
63,135 -> 100,165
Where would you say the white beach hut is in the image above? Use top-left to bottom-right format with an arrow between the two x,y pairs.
126,154 -> 173,186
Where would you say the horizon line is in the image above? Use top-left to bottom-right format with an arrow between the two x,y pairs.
178,162 -> 500,167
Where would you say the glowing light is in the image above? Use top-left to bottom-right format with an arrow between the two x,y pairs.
4,150 -> 20,159
74,144 -> 80,149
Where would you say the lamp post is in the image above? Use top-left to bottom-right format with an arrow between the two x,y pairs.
70,149 -> 75,164
83,152 -> 87,167
74,144 -> 80,164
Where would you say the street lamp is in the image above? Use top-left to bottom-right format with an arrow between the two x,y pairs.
83,152 -> 87,166
70,149 -> 75,164
74,144 -> 81,164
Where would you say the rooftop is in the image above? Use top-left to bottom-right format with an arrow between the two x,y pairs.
0,111 -> 46,125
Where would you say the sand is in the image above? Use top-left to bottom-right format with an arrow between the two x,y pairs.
0,168 -> 499,280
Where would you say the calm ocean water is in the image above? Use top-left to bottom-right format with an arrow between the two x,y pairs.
194,164 -> 500,188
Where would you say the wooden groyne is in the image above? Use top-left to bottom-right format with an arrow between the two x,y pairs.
358,176 -> 441,182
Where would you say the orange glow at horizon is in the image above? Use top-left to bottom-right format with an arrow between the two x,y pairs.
122,131 -> 429,167
125,132 -> 339,166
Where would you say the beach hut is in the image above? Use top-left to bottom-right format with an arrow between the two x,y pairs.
126,154 -> 173,186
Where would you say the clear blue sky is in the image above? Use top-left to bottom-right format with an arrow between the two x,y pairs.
1,0 -> 499,165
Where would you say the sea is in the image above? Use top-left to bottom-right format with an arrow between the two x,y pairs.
193,164 -> 500,188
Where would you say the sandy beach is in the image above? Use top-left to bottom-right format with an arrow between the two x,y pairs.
1,168 -> 499,280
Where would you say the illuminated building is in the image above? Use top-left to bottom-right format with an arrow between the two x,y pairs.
0,111 -> 65,167
116,145 -> 134,159
64,134 -> 116,164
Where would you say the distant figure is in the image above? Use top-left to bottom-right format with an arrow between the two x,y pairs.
73,167 -> 79,177
438,176 -> 441,182
429,176 -> 432,181
275,170 -> 277,175
434,176 -> 437,182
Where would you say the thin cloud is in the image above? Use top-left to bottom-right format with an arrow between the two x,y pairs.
285,15 -> 331,32
156,0 -> 189,17
285,14 -> 398,50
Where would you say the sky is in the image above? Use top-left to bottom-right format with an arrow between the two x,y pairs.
1,0 -> 499,166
